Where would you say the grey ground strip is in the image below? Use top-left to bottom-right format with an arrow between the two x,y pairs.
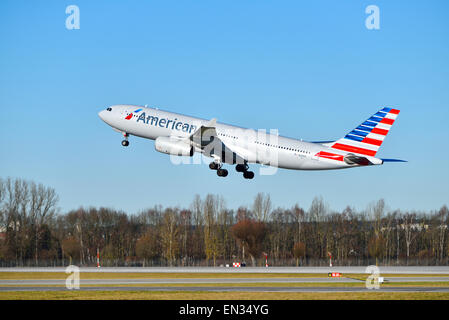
1,266 -> 449,274
0,278 -> 361,285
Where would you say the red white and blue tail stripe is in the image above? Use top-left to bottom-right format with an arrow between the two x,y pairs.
331,107 -> 400,157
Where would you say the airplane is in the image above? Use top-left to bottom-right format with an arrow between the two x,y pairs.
98,105 -> 405,179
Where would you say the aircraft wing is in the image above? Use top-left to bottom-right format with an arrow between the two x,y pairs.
188,118 -> 246,165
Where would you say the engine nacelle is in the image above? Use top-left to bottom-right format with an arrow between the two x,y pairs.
154,136 -> 194,157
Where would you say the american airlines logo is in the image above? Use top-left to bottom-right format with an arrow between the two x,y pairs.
124,108 -> 142,120
131,111 -> 198,134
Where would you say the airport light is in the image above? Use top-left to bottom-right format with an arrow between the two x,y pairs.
328,272 -> 341,278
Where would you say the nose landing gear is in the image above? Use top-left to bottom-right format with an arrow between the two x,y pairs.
121,133 -> 129,147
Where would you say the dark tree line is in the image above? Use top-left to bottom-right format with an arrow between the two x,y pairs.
0,177 -> 448,267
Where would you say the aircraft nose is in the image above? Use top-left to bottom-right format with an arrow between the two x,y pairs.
98,110 -> 106,121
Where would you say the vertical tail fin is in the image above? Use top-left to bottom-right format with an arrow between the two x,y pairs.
331,107 -> 400,156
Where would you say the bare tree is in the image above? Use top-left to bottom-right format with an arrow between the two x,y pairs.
160,208 -> 179,266
292,204 -> 305,244
369,199 -> 385,237
0,178 -> 4,229
236,206 -> 252,222
309,196 -> 327,259
136,231 -> 158,267
203,194 -> 221,266
437,206 -> 448,263
0,178 -> 58,265
62,236 -> 80,265
382,211 -> 397,265
179,209 -> 191,264
232,219 -> 267,266
1,177 -> 448,267
252,193 -> 272,222
368,235 -> 386,265
29,181 -> 58,265
402,212 -> 419,265
292,242 -> 306,266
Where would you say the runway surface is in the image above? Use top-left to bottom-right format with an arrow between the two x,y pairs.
1,276 -> 448,293
1,286 -> 448,293
1,266 -> 449,274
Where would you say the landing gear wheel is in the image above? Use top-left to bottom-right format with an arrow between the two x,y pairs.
209,162 -> 219,170
121,140 -> 129,147
217,168 -> 228,177
235,164 -> 248,172
243,171 -> 254,179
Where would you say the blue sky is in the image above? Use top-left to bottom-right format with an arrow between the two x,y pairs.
1,1 -> 448,214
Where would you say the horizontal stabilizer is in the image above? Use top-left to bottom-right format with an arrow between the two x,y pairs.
381,158 -> 407,163
310,140 -> 336,144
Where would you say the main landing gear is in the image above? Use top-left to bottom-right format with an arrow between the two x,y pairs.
236,163 -> 254,179
121,133 -> 129,147
209,162 -> 254,179
209,161 -> 228,177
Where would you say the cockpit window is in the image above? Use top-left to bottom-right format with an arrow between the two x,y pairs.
106,107 -> 112,111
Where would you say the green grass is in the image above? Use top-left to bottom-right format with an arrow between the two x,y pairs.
1,291 -> 448,300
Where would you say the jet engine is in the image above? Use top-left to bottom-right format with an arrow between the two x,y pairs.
155,136 -> 194,156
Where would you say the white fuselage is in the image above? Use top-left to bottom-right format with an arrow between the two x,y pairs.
98,105 -> 383,170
